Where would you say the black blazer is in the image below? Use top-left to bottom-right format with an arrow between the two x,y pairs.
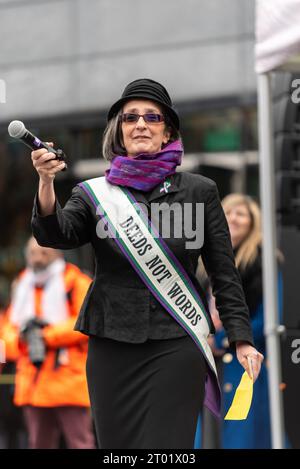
31,171 -> 254,346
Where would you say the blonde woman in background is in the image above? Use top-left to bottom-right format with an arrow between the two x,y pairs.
195,194 -> 283,449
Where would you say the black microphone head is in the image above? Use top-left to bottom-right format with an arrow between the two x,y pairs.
8,120 -> 26,138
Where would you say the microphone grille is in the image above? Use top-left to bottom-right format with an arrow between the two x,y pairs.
8,120 -> 26,138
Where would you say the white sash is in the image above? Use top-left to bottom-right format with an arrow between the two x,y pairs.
79,177 -> 221,417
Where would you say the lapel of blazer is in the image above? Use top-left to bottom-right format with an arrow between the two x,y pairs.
128,172 -> 182,208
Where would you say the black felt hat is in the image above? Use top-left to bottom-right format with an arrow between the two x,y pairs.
107,78 -> 180,129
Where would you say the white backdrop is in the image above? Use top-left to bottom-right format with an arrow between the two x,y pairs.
256,0 -> 300,73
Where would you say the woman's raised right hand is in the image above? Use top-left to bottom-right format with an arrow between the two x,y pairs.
31,142 -> 66,184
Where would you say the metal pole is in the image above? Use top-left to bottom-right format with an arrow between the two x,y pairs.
257,72 -> 285,448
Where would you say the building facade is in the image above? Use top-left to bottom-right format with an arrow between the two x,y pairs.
0,0 -> 258,301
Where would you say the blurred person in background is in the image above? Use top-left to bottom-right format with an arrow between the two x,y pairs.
30,78 -> 263,449
1,237 -> 95,449
195,193 -> 283,449
0,292 -> 27,449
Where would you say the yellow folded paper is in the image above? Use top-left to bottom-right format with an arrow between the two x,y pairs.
224,371 -> 253,420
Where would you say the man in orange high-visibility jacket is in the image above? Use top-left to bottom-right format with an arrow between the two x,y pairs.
2,237 -> 95,449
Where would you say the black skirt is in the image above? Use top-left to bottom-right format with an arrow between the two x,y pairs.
86,334 -> 207,449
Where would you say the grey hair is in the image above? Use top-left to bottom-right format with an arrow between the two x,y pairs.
102,108 -> 181,161
102,109 -> 126,161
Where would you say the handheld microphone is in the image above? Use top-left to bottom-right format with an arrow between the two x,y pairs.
8,120 -> 67,170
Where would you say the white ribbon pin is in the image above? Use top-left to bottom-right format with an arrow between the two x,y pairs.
160,181 -> 171,194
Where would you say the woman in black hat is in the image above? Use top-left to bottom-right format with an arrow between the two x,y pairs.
30,78 -> 263,449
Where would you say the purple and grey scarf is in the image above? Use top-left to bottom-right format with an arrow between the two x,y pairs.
105,140 -> 183,191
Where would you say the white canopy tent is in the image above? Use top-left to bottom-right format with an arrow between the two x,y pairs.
255,0 -> 300,449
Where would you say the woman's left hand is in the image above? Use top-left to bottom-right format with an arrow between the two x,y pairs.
235,341 -> 264,382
